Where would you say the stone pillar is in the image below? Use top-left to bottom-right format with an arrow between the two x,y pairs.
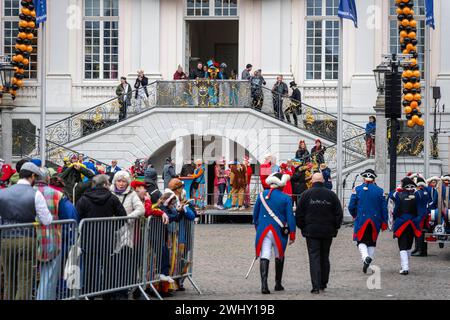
141,0 -> 161,79
373,94 -> 387,191
0,95 -> 14,164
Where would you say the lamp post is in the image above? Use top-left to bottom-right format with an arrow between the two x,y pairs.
0,56 -> 15,164
373,63 -> 391,190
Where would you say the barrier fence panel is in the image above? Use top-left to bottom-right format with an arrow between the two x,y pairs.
143,217 -> 201,299
0,220 -> 78,300
76,216 -> 148,300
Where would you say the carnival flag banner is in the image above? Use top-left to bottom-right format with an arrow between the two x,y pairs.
425,0 -> 435,29
338,0 -> 358,28
33,0 -> 47,26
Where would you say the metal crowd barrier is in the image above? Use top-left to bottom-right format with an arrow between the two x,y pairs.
0,220 -> 78,300
0,216 -> 200,300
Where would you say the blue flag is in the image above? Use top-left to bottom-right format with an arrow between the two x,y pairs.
33,0 -> 47,26
338,0 -> 358,28
425,0 -> 435,29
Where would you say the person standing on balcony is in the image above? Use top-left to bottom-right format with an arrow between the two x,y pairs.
272,75 -> 288,121
241,63 -> 253,80
250,70 -> 266,110
189,62 -> 204,79
285,81 -> 301,126
229,69 -> 239,106
173,65 -> 188,80
134,70 -> 149,112
116,76 -> 132,122
365,116 -> 376,158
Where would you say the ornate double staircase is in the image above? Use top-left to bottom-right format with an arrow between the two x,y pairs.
44,80 -> 368,173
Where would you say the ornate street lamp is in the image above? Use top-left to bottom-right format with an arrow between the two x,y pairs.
0,56 -> 15,98
0,55 -> 16,164
373,62 -> 391,94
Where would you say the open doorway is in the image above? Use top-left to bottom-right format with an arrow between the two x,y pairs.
186,20 -> 239,78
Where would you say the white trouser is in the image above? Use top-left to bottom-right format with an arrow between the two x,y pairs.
400,250 -> 410,271
358,243 -> 376,262
260,231 -> 280,260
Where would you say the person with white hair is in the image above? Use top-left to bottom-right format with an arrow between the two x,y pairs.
348,169 -> 388,274
253,172 -> 296,294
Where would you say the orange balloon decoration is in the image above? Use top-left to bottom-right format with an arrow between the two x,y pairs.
404,106 -> 412,114
410,101 -> 418,109
404,93 -> 414,101
407,120 -> 415,128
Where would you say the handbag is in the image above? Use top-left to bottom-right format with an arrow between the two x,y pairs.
259,192 -> 290,236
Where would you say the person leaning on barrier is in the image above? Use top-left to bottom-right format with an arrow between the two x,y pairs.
75,174 -> 127,219
0,162 -> 53,300
131,180 -> 169,223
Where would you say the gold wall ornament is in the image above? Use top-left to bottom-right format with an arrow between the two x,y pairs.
305,110 -> 315,126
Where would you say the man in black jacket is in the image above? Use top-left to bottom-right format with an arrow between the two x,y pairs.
76,174 -> 127,219
296,173 -> 343,294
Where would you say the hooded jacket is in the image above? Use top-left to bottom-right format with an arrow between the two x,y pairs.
76,187 -> 127,220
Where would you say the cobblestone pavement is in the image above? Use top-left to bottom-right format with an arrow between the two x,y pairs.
170,223 -> 450,300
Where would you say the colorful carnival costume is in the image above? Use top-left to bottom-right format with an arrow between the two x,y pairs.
348,169 -> 388,274
253,172 -> 296,294
391,177 -> 427,275
190,160 -> 206,209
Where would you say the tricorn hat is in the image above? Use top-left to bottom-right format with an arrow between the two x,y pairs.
401,177 -> 417,190
266,172 -> 290,188
361,169 -> 377,181
426,176 -> 440,184
290,81 -> 297,88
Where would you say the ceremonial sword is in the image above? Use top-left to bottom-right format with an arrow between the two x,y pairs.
245,256 -> 258,279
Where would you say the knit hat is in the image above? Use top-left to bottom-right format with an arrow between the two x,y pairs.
266,172 -> 290,188
361,169 -> 377,182
131,180 -> 146,189
0,164 -> 16,182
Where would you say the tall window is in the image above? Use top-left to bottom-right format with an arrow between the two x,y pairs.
186,0 -> 238,17
389,0 -> 425,75
2,0 -> 38,79
305,0 -> 339,80
84,0 -> 119,80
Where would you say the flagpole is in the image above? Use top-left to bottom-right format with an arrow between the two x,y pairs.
336,16 -> 344,203
424,23 -> 431,178
39,20 -> 46,167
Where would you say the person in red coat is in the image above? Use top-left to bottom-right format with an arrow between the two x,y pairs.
131,180 -> 169,223
280,162 -> 293,197
260,154 -> 274,190
243,156 -> 253,207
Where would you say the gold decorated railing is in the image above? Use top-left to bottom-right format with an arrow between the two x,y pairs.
14,133 -> 108,168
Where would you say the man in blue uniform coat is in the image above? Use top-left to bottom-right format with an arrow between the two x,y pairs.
391,177 -> 427,275
253,172 -> 296,294
411,174 -> 437,256
348,169 -> 388,274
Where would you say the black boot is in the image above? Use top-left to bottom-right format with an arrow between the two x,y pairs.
411,237 -> 420,255
412,234 -> 428,257
274,258 -> 285,291
260,258 -> 270,294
